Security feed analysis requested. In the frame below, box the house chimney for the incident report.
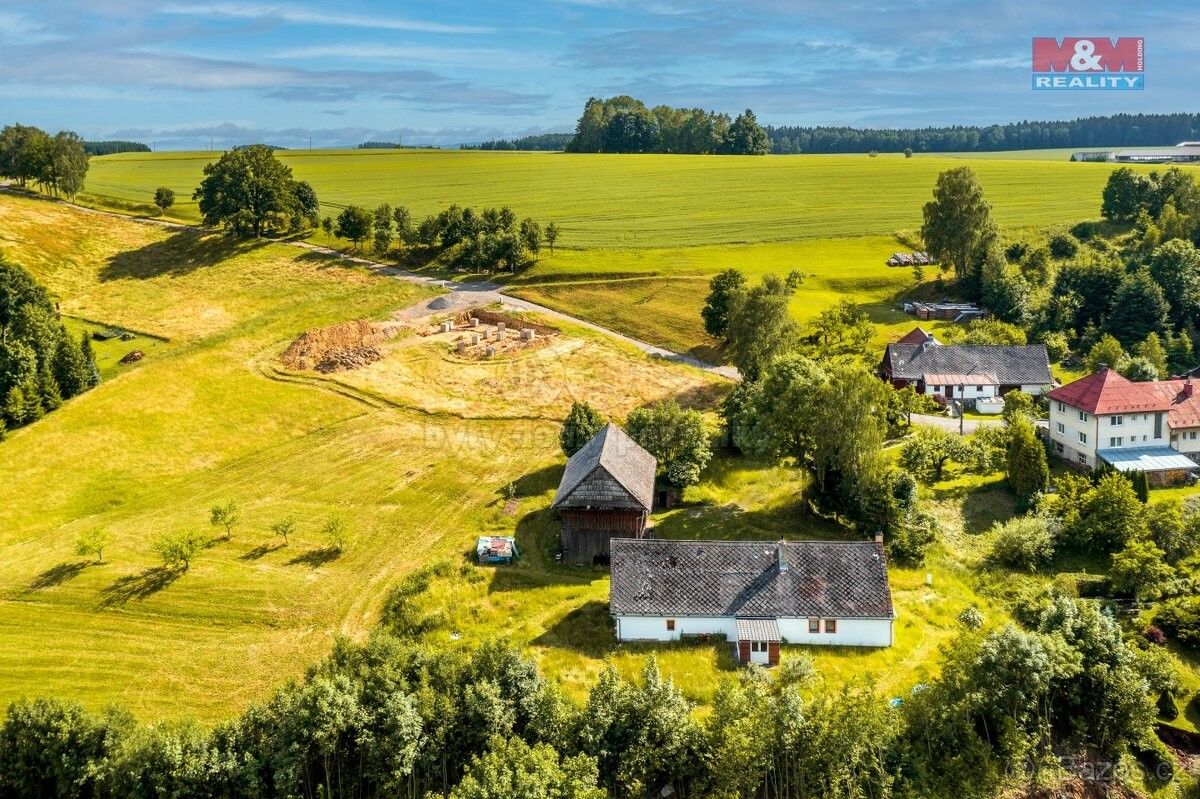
[874,532,884,544]
[1185,378,1195,399]
[777,540,788,572]
[1097,363,1110,372]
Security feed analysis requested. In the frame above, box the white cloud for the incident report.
[160,2,494,34]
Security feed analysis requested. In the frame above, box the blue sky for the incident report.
[0,0,1195,148]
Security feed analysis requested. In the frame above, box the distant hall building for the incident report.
[553,424,656,565]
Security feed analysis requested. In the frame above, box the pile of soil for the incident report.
[280,320,389,373]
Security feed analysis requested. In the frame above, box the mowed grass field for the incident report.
[73,148,1167,356]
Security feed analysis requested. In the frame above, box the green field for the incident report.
[70,147,1162,355]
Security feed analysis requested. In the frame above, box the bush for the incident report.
[1051,572,1112,598]
[886,511,938,565]
[1144,625,1167,645]
[987,516,1054,571]
[1070,220,1099,240]
[1048,231,1080,259]
[957,606,984,629]
[1155,596,1200,648]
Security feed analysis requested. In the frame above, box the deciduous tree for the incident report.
[559,401,605,457]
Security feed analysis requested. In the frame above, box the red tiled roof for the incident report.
[1143,379,1200,428]
[1047,367,1173,414]
[897,326,935,345]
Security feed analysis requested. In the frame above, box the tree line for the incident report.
[83,141,150,156]
[461,133,574,152]
[0,124,89,199]
[0,256,99,439]
[764,112,1200,154]
[565,96,768,155]
[325,202,560,273]
[0,590,1172,799]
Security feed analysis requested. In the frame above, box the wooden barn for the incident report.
[552,423,656,566]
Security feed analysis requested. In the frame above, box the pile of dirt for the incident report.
[280,320,390,373]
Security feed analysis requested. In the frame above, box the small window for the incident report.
[750,641,769,653]
[976,385,983,391]
[1057,401,1066,413]
[1055,442,1064,454]
[1079,432,1087,444]
[666,619,675,631]
[808,618,820,633]
[1056,422,1065,434]
[1078,453,1088,464]
[824,619,837,634]
[1111,415,1123,426]
[1109,437,1122,447]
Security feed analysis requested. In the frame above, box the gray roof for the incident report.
[884,342,1051,385]
[736,618,780,642]
[553,423,656,511]
[1098,447,1199,473]
[610,538,894,619]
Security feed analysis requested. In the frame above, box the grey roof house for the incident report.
[553,423,656,565]
[882,335,1052,400]
[610,538,895,664]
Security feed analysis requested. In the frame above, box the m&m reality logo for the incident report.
[1032,37,1144,90]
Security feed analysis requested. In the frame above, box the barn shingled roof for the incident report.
[552,423,656,511]
[609,538,894,619]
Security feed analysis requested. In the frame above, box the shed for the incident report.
[553,424,656,565]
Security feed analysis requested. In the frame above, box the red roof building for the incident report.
[896,326,937,345]
[1046,366,1172,415]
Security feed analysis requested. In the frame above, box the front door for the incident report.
[749,640,769,665]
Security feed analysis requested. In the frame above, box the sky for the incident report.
[0,0,1196,149]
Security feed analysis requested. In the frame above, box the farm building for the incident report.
[1112,144,1200,163]
[886,251,936,267]
[552,423,656,565]
[610,538,895,665]
[1046,366,1200,484]
[881,330,1052,403]
[901,300,986,322]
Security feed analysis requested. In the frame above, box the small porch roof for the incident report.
[922,372,998,385]
[1097,447,1199,473]
[735,618,781,642]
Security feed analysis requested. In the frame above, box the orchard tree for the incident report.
[74,528,112,563]
[270,517,295,546]
[921,166,997,297]
[700,268,747,338]
[154,530,207,571]
[209,501,239,540]
[625,400,712,487]
[336,206,373,250]
[559,401,605,457]
[322,516,351,552]
[900,427,968,483]
[153,187,175,216]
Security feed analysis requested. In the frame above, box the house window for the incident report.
[1110,437,1122,447]
[1155,413,1164,438]
[1055,442,1064,454]
[931,385,940,392]
[666,619,675,631]
[750,641,769,653]
[976,385,983,391]
[1111,415,1123,426]
[1078,453,1088,464]
[808,618,820,633]
[1078,432,1087,444]
[1078,410,1088,422]
[1192,432,1198,440]
[824,619,837,634]
[1056,402,1066,413]
[1056,422,1065,434]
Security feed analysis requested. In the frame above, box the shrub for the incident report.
[957,606,984,630]
[987,516,1054,571]
[886,510,938,565]
[1048,231,1080,259]
[1155,596,1200,648]
[1144,625,1167,645]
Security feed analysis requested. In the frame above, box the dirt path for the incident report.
[1,188,740,381]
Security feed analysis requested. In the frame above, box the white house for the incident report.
[1046,366,1200,484]
[609,538,894,666]
[881,328,1052,405]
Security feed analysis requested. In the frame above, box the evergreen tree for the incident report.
[79,333,99,389]
[1105,270,1169,348]
[3,384,27,426]
[37,361,62,411]
[1005,416,1049,506]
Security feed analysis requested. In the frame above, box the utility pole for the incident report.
[308,137,312,150]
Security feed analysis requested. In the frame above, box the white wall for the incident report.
[1048,402,1170,467]
[921,382,997,400]
[614,616,893,648]
[1172,428,1200,454]
[1020,384,1048,397]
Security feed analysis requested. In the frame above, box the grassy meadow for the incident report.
[67,148,1164,356]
